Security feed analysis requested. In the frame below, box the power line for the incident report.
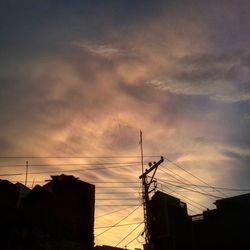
[163,156,228,197]
[96,186,140,189]
[95,207,136,219]
[95,221,143,229]
[29,164,139,174]
[7,180,46,183]
[95,205,140,207]
[0,155,160,159]
[96,192,139,194]
[159,182,207,211]
[0,173,23,176]
[10,172,249,192]
[159,167,216,201]
[123,229,144,247]
[181,206,198,215]
[115,222,144,247]
[161,180,250,192]
[0,162,141,168]
[0,164,139,177]
[96,198,139,201]
[0,164,27,168]
[94,181,139,183]
[95,205,142,238]
[156,178,222,199]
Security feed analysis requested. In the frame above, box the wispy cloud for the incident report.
[1,1,250,247]
[147,51,250,103]
[73,41,138,59]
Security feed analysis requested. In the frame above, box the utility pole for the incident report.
[25,160,29,186]
[139,156,164,246]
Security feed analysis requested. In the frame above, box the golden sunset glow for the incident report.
[1,1,250,249]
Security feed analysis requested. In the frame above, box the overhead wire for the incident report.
[124,229,144,247]
[0,155,160,159]
[96,198,139,200]
[96,205,139,207]
[0,163,139,177]
[95,221,143,229]
[159,166,216,201]
[163,156,228,197]
[0,162,141,168]
[96,192,138,194]
[95,206,136,219]
[159,182,207,211]
[4,154,248,219]
[7,176,250,192]
[156,179,250,192]
[94,181,139,183]
[2,152,233,248]
[95,205,142,238]
[156,178,222,199]
[115,222,144,247]
[0,173,23,176]
[95,186,140,189]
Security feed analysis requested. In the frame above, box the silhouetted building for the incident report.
[0,175,95,250]
[0,180,29,250]
[147,191,250,250]
[0,179,20,211]
[192,193,250,250]
[95,245,128,250]
[148,191,192,250]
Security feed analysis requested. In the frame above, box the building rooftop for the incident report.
[215,193,250,209]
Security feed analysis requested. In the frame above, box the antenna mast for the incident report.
[25,160,29,186]
[140,130,144,174]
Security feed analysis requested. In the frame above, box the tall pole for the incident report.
[139,130,148,244]
[139,156,164,246]
[142,176,149,244]
[25,160,29,186]
[140,130,144,175]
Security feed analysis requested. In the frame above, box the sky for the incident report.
[1,0,250,248]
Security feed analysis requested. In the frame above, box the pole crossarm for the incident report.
[139,156,164,179]
[139,156,164,244]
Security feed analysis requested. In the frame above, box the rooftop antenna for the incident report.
[139,130,144,175]
[25,160,29,186]
[31,178,35,188]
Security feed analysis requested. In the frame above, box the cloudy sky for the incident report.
[1,0,250,248]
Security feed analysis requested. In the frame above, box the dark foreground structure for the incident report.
[147,191,250,250]
[95,245,127,250]
[0,175,95,250]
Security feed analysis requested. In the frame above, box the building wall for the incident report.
[0,180,20,211]
[23,175,95,247]
[192,195,250,250]
[148,191,192,250]
[148,191,250,250]
[0,175,95,250]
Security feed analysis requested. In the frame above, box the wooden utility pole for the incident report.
[139,156,164,245]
